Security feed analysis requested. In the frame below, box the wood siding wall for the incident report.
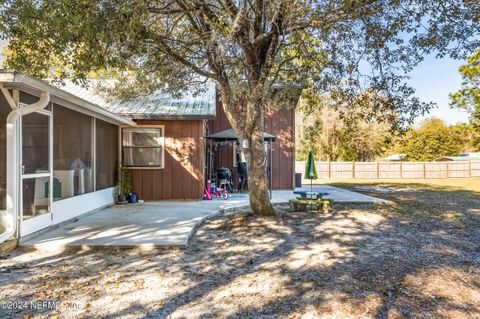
[208,97,296,189]
[126,120,205,200]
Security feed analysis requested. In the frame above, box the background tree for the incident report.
[450,49,480,146]
[1,0,478,215]
[297,90,394,161]
[394,118,473,161]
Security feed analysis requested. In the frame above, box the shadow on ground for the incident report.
[0,184,479,319]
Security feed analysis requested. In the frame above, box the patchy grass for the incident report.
[330,181,480,229]
[0,185,479,319]
[315,177,480,192]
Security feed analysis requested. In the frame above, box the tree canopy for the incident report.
[450,49,480,133]
[393,118,475,161]
[1,0,478,214]
[1,1,478,120]
[296,90,394,161]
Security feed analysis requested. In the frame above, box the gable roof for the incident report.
[58,81,216,120]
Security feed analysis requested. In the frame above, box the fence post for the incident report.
[352,161,355,179]
[400,161,403,179]
[468,161,471,177]
[376,162,380,179]
[328,160,331,179]
[423,162,426,179]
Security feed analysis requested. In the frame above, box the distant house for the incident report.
[434,153,480,162]
[0,70,299,240]
[460,152,480,159]
[383,154,406,161]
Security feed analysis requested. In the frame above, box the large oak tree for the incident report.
[1,0,478,215]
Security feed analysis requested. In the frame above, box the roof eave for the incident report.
[0,70,136,126]
[123,113,216,121]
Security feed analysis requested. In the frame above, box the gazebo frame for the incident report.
[205,128,276,198]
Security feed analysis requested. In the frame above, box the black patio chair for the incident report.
[237,162,248,193]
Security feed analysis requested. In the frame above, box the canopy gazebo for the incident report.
[205,128,276,198]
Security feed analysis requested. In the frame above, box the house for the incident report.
[383,154,407,161]
[460,152,480,159]
[435,152,480,162]
[0,70,299,240]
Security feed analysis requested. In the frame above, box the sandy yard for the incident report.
[0,183,479,319]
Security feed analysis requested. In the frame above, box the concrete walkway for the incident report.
[21,185,383,250]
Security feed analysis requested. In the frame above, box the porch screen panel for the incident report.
[53,104,93,200]
[22,112,49,174]
[96,119,118,190]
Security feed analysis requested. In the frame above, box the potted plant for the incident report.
[115,169,132,204]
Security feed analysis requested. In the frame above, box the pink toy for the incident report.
[211,181,229,200]
[204,180,212,200]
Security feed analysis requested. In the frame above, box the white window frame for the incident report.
[120,125,165,169]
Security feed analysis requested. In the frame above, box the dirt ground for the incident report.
[0,184,479,319]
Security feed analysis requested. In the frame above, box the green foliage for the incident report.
[394,118,475,161]
[450,49,480,134]
[116,169,133,196]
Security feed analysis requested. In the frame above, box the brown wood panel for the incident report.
[130,167,143,197]
[142,170,153,200]
[208,97,296,189]
[152,168,162,199]
[162,139,173,199]
[182,121,191,198]
[126,119,204,200]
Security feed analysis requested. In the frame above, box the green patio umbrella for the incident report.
[304,150,317,192]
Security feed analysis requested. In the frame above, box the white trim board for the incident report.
[21,213,52,237]
[52,187,115,224]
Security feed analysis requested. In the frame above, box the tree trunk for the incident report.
[244,128,275,216]
[219,84,275,216]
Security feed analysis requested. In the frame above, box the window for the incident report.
[122,127,164,168]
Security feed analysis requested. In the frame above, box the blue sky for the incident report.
[407,54,469,125]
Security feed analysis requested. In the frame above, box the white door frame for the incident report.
[20,109,53,236]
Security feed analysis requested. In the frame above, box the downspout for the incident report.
[0,92,50,244]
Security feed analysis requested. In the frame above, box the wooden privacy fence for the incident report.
[295,161,480,179]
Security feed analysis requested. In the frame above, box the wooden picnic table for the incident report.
[290,190,332,213]
[293,190,329,200]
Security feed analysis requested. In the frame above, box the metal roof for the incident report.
[434,155,480,161]
[206,128,276,141]
[0,70,135,126]
[384,154,406,161]
[58,81,216,120]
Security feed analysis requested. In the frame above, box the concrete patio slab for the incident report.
[20,185,384,250]
[302,185,385,202]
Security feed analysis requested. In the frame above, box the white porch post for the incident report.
[0,92,50,243]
